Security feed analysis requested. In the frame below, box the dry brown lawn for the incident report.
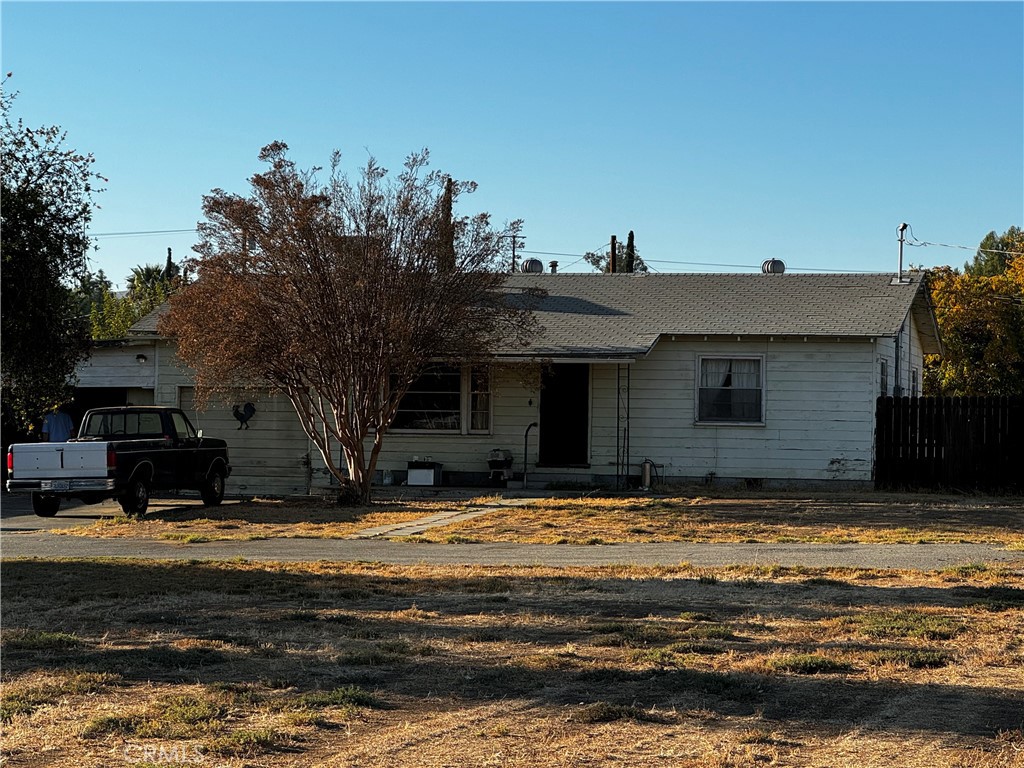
[414,494,1024,546]
[2,558,1023,767]
[49,492,1024,547]
[51,497,486,543]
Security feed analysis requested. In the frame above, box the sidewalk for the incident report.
[2,531,1021,571]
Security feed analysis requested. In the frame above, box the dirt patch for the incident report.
[2,559,1022,766]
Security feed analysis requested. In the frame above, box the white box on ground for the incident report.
[407,461,442,486]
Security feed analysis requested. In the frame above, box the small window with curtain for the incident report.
[697,356,763,424]
[469,367,491,433]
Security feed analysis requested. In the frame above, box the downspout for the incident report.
[154,341,161,403]
[523,422,537,489]
[894,315,908,396]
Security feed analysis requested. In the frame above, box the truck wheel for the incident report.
[119,479,150,517]
[200,469,225,507]
[31,493,61,517]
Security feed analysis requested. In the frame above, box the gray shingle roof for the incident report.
[131,272,941,358]
[127,302,169,336]
[500,272,941,358]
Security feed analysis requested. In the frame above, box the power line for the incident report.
[643,258,880,274]
[89,227,1007,274]
[519,249,592,259]
[91,228,197,239]
[905,236,1024,257]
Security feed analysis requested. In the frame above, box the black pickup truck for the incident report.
[6,406,231,517]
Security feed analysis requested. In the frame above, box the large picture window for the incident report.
[393,365,491,433]
[697,356,763,424]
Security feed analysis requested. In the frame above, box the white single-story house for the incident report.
[71,270,941,495]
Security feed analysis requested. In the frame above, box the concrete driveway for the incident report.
[0,492,218,532]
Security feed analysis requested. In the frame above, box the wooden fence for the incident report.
[875,396,1024,492]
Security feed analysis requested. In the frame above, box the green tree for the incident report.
[73,268,112,318]
[583,230,648,273]
[1,77,104,428]
[964,226,1024,277]
[88,250,181,340]
[925,227,1024,396]
[161,142,533,504]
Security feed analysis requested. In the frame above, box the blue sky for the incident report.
[3,2,1022,288]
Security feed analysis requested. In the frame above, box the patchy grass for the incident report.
[765,654,856,675]
[842,609,966,640]
[1,558,1022,766]
[418,493,1024,546]
[870,649,952,669]
[0,670,119,722]
[52,497,474,541]
[205,727,287,757]
[2,628,84,650]
[47,492,1024,547]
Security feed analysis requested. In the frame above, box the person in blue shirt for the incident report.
[42,406,74,442]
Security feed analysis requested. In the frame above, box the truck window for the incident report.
[81,412,165,438]
[170,412,196,439]
[138,413,163,435]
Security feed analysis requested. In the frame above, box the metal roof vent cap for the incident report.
[761,258,786,274]
[520,257,544,274]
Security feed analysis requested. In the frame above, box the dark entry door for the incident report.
[539,364,589,466]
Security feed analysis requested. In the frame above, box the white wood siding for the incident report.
[73,330,940,493]
[178,387,311,497]
[368,366,541,479]
[369,339,879,483]
[875,309,925,397]
[75,343,158,388]
[618,339,876,482]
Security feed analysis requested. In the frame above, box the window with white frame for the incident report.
[393,365,491,433]
[697,356,763,424]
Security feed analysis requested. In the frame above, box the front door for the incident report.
[539,364,589,466]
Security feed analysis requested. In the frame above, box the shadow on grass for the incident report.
[3,559,1022,739]
[139,498,414,526]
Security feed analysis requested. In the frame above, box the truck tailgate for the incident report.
[11,443,109,479]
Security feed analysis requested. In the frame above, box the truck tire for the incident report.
[119,479,150,517]
[31,493,61,517]
[200,469,226,507]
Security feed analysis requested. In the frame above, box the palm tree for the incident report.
[126,263,166,300]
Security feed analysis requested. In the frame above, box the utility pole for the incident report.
[499,234,524,273]
[609,235,617,274]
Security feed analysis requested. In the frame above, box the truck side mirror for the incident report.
[197,429,203,439]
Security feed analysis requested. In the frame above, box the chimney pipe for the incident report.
[549,261,558,274]
[897,222,908,282]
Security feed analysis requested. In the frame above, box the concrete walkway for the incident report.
[348,498,533,539]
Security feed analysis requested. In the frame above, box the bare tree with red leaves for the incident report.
[162,142,533,503]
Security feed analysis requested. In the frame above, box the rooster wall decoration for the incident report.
[233,403,256,429]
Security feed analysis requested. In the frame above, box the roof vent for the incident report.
[761,258,786,274]
[520,257,544,274]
